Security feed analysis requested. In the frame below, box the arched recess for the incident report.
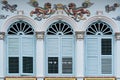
[41,15,78,32]
[85,20,114,76]
[45,20,75,76]
[6,20,36,76]
[1,15,38,32]
[81,15,118,33]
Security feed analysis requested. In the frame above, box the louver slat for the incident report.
[22,37,34,56]
[46,37,59,56]
[102,58,112,74]
[8,37,19,56]
[61,37,73,56]
[86,38,99,75]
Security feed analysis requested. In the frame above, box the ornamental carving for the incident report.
[36,32,44,39]
[115,33,120,40]
[113,16,120,21]
[75,31,85,39]
[1,0,17,13]
[29,0,93,22]
[105,3,120,13]
[64,3,91,22]
[0,14,9,19]
[30,2,55,21]
[0,32,5,40]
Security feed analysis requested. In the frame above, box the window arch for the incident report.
[7,21,34,35]
[46,20,74,35]
[86,21,113,35]
[45,21,75,76]
[6,21,35,76]
[85,21,114,76]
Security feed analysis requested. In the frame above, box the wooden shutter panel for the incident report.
[46,36,59,56]
[7,36,20,73]
[101,38,112,74]
[61,36,74,56]
[22,36,34,56]
[21,36,34,74]
[7,36,20,56]
[86,38,99,75]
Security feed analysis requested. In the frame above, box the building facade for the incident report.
[0,0,120,80]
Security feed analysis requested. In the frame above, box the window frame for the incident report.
[85,21,114,76]
[85,35,114,76]
[45,35,75,76]
[6,35,36,76]
[6,21,36,76]
[45,21,75,76]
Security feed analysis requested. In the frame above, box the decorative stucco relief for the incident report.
[64,2,91,22]
[105,3,120,13]
[1,0,17,13]
[29,0,93,22]
[30,2,55,21]
[0,14,9,19]
[113,16,120,21]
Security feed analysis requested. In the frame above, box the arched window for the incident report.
[8,21,34,35]
[45,21,75,76]
[47,21,74,35]
[6,21,35,76]
[86,21,113,35]
[85,21,114,76]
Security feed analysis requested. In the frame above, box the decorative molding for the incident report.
[81,15,118,32]
[1,15,38,32]
[41,15,78,32]
[17,10,24,15]
[82,0,94,8]
[0,32,5,40]
[54,3,65,14]
[1,0,17,13]
[75,31,85,39]
[113,16,120,21]
[30,2,55,21]
[105,3,120,13]
[115,32,120,40]
[0,14,9,19]
[64,3,91,22]
[29,1,93,22]
[96,11,103,15]
[36,31,45,39]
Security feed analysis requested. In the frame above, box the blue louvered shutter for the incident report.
[61,36,74,74]
[8,36,20,56]
[46,36,59,73]
[21,36,35,74]
[86,38,99,75]
[46,36,59,56]
[22,36,34,56]
[61,36,74,56]
[7,36,20,73]
[101,39,112,74]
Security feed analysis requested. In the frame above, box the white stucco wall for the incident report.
[0,40,4,77]
[0,0,120,32]
[0,0,120,79]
